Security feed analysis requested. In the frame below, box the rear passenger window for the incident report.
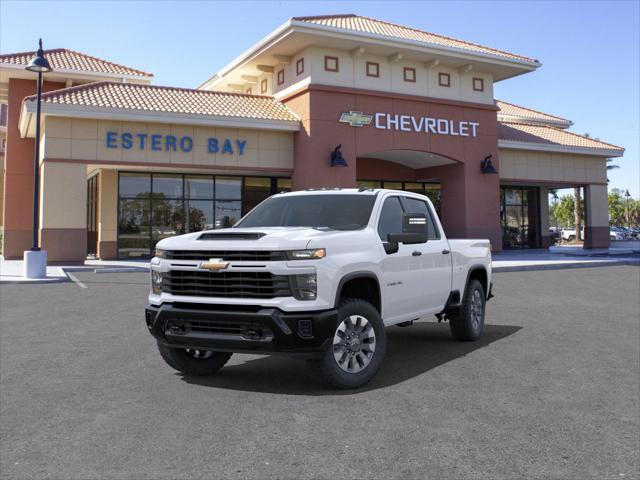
[377,197,404,241]
[403,197,441,240]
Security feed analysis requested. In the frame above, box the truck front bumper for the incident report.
[145,303,338,358]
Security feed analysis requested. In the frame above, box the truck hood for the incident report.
[156,227,358,251]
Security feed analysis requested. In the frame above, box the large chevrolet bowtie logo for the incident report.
[339,111,373,127]
[200,258,230,271]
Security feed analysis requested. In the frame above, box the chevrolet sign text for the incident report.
[339,110,480,137]
[374,113,479,137]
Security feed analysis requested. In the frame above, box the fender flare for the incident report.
[334,271,381,309]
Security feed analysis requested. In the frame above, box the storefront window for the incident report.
[215,176,241,199]
[357,180,382,190]
[119,173,151,197]
[501,186,539,249]
[117,173,290,258]
[243,177,272,214]
[118,197,151,258]
[185,175,214,199]
[277,178,292,192]
[382,181,403,190]
[356,180,441,215]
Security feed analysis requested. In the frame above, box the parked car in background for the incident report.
[561,227,584,242]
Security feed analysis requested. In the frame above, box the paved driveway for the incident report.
[1,267,638,479]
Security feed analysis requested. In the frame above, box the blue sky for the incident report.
[1,0,638,197]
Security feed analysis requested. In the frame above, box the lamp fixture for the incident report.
[26,39,52,73]
[480,155,498,174]
[330,144,348,167]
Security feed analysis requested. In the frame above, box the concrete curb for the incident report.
[94,267,150,273]
[493,259,640,273]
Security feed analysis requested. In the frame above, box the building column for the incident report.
[1,78,65,259]
[418,160,502,252]
[39,161,87,262]
[584,184,610,249]
[539,187,552,247]
[98,170,118,259]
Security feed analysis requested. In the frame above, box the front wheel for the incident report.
[449,279,485,341]
[307,298,386,389]
[157,344,232,376]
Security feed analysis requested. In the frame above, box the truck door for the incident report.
[377,196,421,323]
[401,196,453,312]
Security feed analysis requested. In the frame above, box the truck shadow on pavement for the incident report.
[180,322,521,395]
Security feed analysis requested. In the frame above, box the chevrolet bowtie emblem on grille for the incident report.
[200,258,229,271]
[339,111,373,127]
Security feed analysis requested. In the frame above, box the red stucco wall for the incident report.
[2,78,65,259]
[283,85,502,249]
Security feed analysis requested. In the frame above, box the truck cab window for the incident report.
[377,197,404,241]
[403,197,441,239]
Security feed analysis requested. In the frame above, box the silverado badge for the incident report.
[200,258,229,271]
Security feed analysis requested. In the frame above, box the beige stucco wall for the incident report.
[584,184,609,228]
[39,161,86,229]
[271,46,494,104]
[42,117,294,170]
[98,169,118,243]
[499,149,607,184]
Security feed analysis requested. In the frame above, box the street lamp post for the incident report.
[625,189,631,229]
[23,39,52,279]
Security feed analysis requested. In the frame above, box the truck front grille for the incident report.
[162,271,291,298]
[166,250,286,261]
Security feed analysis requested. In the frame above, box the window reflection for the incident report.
[117,173,291,258]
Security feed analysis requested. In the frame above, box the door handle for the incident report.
[412,251,422,256]
[442,249,451,255]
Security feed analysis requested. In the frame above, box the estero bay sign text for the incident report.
[339,111,480,137]
[105,131,247,155]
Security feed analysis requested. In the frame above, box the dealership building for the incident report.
[0,14,624,261]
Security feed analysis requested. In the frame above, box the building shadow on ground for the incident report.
[180,322,521,395]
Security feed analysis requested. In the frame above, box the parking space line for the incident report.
[66,272,88,289]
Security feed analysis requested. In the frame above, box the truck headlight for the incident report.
[154,248,167,258]
[151,270,163,295]
[285,248,325,260]
[290,274,317,300]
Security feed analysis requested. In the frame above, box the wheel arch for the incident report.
[335,271,382,313]
[466,266,488,297]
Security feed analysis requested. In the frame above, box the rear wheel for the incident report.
[449,279,485,341]
[307,298,386,389]
[157,344,232,376]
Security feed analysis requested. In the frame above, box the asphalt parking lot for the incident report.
[1,266,639,479]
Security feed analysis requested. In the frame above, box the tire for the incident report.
[307,298,386,389]
[449,279,485,341]
[568,235,576,242]
[157,343,232,376]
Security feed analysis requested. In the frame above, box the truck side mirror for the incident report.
[215,216,231,229]
[388,213,429,245]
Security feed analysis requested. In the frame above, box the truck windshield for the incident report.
[236,194,376,230]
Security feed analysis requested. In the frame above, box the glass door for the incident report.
[500,186,540,249]
[86,175,99,257]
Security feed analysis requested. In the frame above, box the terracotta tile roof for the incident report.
[26,81,299,122]
[499,121,624,153]
[496,100,571,126]
[0,48,152,77]
[293,14,539,64]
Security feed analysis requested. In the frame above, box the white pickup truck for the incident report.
[146,188,493,389]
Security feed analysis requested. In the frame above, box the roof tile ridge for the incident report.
[496,99,571,123]
[24,80,112,101]
[62,48,153,77]
[499,121,624,150]
[349,14,539,63]
[292,13,357,21]
[0,47,66,60]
